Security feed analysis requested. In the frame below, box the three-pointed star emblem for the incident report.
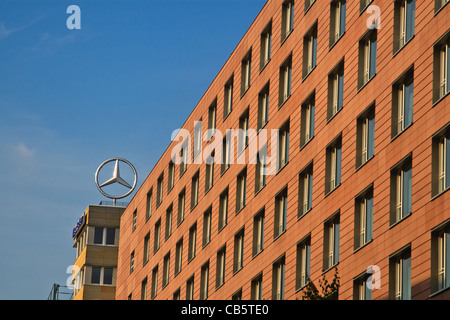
[99,159,133,189]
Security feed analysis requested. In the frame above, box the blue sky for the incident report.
[0,0,266,299]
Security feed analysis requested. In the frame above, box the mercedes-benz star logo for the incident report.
[95,158,138,200]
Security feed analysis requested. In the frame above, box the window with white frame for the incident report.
[323,213,340,271]
[330,0,346,47]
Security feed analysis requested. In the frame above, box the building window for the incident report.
[330,0,346,47]
[300,91,315,148]
[132,210,137,232]
[205,151,214,193]
[360,0,373,13]
[232,289,242,300]
[251,273,263,300]
[91,266,113,285]
[431,220,450,293]
[303,23,317,79]
[236,168,247,213]
[224,76,233,119]
[432,124,450,196]
[274,187,288,239]
[241,50,252,96]
[175,238,183,276]
[255,146,267,194]
[325,135,342,195]
[151,265,158,299]
[186,275,194,300]
[296,235,311,289]
[390,155,412,225]
[354,186,374,250]
[272,256,285,300]
[278,120,290,171]
[130,251,135,274]
[219,188,229,232]
[389,246,411,300]
[200,261,210,300]
[281,0,294,42]
[93,227,116,245]
[305,0,316,12]
[165,204,173,240]
[141,277,147,300]
[253,209,265,257]
[323,213,340,271]
[433,32,450,103]
[257,83,270,130]
[222,132,231,174]
[356,103,375,168]
[168,161,175,193]
[234,228,245,273]
[358,30,377,89]
[194,119,202,160]
[216,246,226,288]
[154,219,161,253]
[327,61,344,120]
[238,109,250,154]
[203,207,212,247]
[143,232,150,266]
[146,188,153,221]
[207,99,217,140]
[180,142,188,176]
[173,288,181,300]
[188,223,197,262]
[298,162,313,218]
[156,173,164,207]
[394,0,415,53]
[392,68,414,138]
[260,22,272,70]
[163,252,170,288]
[177,189,185,225]
[353,272,372,300]
[191,170,199,210]
[436,0,450,13]
[279,55,292,107]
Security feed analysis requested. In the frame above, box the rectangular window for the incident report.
[356,104,375,167]
[194,119,202,160]
[207,100,217,140]
[323,213,340,271]
[146,189,153,221]
[358,30,377,89]
[154,219,161,253]
[251,273,263,300]
[303,23,317,79]
[173,288,180,300]
[157,173,164,207]
[432,124,450,196]
[241,50,252,96]
[328,61,344,120]
[163,253,170,288]
[188,223,197,262]
[236,168,247,213]
[200,261,209,300]
[389,246,411,300]
[300,91,315,148]
[232,289,242,300]
[298,163,313,218]
[234,228,245,273]
[431,220,450,292]
[224,77,233,119]
[435,0,450,12]
[168,161,175,193]
[141,277,147,300]
[392,68,414,137]
[216,246,226,288]
[433,33,450,102]
[219,188,229,231]
[94,227,103,244]
[281,0,294,42]
[330,0,346,47]
[177,189,185,225]
[278,120,290,171]
[272,256,285,300]
[132,210,137,232]
[253,209,265,257]
[130,251,135,274]
[151,266,158,299]
[143,232,150,266]
[360,0,373,13]
[103,267,113,285]
[305,0,316,12]
[222,133,231,173]
[325,135,342,195]
[255,146,267,194]
[354,186,374,250]
[175,238,183,276]
[205,151,214,192]
[186,275,194,300]
[191,170,199,209]
[180,142,188,176]
[203,207,212,247]
[390,155,412,225]
[257,83,270,130]
[353,272,372,300]
[91,266,101,284]
[238,110,249,154]
[274,187,288,239]
[279,55,292,106]
[165,204,173,240]
[260,22,272,70]
[296,236,311,289]
[394,0,415,53]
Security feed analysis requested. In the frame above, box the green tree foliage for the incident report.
[301,267,340,300]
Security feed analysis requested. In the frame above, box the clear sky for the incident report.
[0,0,266,299]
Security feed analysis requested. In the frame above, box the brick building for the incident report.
[115,0,450,300]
